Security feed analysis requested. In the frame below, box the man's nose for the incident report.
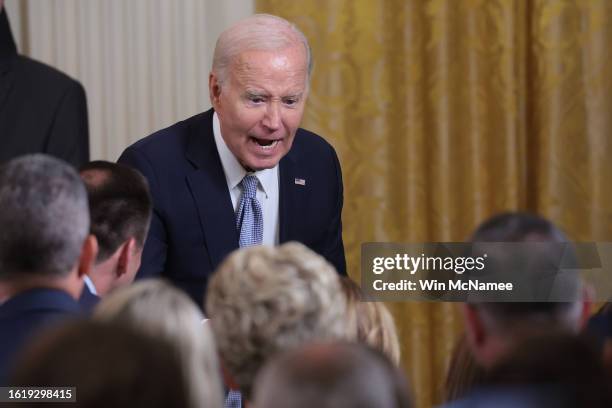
[262,102,281,131]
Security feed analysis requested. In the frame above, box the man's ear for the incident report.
[209,72,221,106]
[116,238,136,277]
[78,235,98,278]
[462,304,486,352]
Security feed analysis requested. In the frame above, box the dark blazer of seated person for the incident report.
[0,288,82,383]
[78,278,100,313]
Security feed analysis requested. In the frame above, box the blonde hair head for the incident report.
[94,279,223,408]
[206,242,348,399]
[340,276,401,365]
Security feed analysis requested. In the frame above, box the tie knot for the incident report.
[241,175,259,199]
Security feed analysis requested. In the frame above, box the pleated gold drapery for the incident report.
[256,1,612,407]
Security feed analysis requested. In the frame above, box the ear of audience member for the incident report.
[340,276,401,365]
[9,320,190,408]
[78,160,152,310]
[253,342,413,408]
[0,154,96,384]
[462,212,591,369]
[205,242,349,403]
[93,279,223,408]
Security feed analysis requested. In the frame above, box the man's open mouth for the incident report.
[250,137,280,150]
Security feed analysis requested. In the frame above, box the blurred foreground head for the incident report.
[253,342,413,408]
[10,320,189,408]
[463,212,591,368]
[206,242,348,400]
[94,279,223,408]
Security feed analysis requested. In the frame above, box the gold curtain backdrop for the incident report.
[256,1,612,407]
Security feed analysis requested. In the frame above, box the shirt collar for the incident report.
[83,275,98,296]
[212,112,277,196]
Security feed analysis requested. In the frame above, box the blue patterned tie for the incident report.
[223,175,263,408]
[224,390,242,408]
[226,175,262,408]
[235,175,263,247]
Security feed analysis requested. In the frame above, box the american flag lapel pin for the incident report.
[294,178,306,186]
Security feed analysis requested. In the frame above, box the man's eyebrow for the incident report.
[243,90,304,99]
[244,89,267,96]
[284,92,304,98]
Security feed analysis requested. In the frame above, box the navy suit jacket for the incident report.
[0,288,81,384]
[118,109,346,305]
[78,284,100,313]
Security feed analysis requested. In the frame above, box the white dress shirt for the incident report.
[213,112,279,245]
[83,275,98,295]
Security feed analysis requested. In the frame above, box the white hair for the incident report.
[206,242,348,400]
[212,13,312,85]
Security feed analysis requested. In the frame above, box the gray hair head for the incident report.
[212,13,312,86]
[206,242,348,400]
[0,154,89,279]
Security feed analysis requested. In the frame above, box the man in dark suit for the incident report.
[77,161,153,312]
[0,6,89,167]
[0,154,97,384]
[119,14,346,306]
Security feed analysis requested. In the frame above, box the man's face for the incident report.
[210,45,309,171]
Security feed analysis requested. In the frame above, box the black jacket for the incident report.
[0,9,88,166]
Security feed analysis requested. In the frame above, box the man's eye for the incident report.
[283,98,299,106]
[247,95,265,103]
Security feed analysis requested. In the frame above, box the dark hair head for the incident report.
[254,342,413,408]
[79,161,152,262]
[10,320,191,408]
[470,212,569,243]
[0,154,89,279]
[469,212,581,327]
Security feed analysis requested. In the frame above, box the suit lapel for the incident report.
[185,110,239,270]
[279,149,300,243]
